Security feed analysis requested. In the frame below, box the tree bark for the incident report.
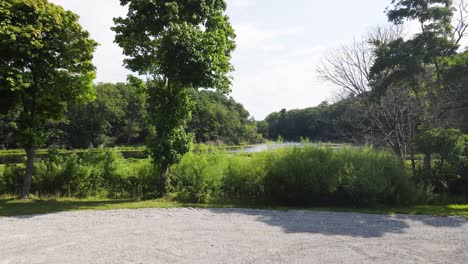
[159,164,169,198]
[410,154,417,177]
[423,152,432,186]
[20,146,36,199]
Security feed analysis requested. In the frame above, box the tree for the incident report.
[367,0,468,176]
[63,84,256,148]
[66,82,147,148]
[317,26,402,98]
[415,128,465,191]
[188,90,257,145]
[317,26,420,155]
[113,0,236,197]
[0,113,15,149]
[440,51,468,133]
[262,102,355,143]
[453,0,468,44]
[0,0,97,199]
[371,0,458,120]
[67,83,126,148]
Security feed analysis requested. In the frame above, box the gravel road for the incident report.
[0,208,467,264]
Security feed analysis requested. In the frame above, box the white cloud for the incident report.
[234,24,302,51]
[46,0,392,119]
[50,0,132,83]
[230,44,332,119]
[230,0,253,8]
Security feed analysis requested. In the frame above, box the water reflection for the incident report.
[228,142,303,153]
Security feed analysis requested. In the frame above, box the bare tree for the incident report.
[454,0,468,45]
[317,41,373,97]
[366,87,421,160]
[317,26,422,166]
[317,25,403,98]
[332,86,420,160]
[367,25,404,47]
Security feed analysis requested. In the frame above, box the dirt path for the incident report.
[1,208,467,263]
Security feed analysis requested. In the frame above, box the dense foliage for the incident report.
[313,0,468,199]
[1,0,467,203]
[112,0,236,196]
[259,0,468,201]
[261,100,362,142]
[65,82,147,148]
[0,148,157,199]
[0,146,424,206]
[1,84,259,149]
[189,90,259,144]
[0,0,98,198]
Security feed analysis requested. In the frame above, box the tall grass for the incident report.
[0,148,158,199]
[170,145,421,206]
[0,145,422,206]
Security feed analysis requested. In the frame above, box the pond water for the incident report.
[0,142,344,164]
[227,142,303,153]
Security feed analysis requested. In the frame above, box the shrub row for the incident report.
[0,145,424,206]
[0,148,158,199]
[171,145,421,205]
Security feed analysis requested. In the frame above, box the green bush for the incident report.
[169,145,419,206]
[264,147,342,205]
[448,135,468,197]
[170,146,268,203]
[0,145,422,206]
[222,153,266,201]
[261,146,418,206]
[170,147,227,203]
[335,147,416,205]
[0,163,24,195]
[0,148,158,199]
[0,165,4,192]
[415,129,467,194]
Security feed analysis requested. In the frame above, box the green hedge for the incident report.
[170,145,421,206]
[0,146,423,206]
[0,148,158,199]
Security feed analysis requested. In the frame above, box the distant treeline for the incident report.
[0,82,364,150]
[1,82,391,150]
[260,92,468,146]
[0,83,260,149]
[1,81,466,150]
[258,99,362,143]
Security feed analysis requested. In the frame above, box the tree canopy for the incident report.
[113,0,236,92]
[0,0,97,198]
[113,0,236,197]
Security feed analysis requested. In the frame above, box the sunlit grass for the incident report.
[0,197,466,219]
[0,147,146,157]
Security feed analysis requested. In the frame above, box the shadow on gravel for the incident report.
[207,209,467,238]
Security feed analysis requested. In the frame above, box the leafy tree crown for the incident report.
[113,0,236,93]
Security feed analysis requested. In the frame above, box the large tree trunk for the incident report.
[410,154,417,177]
[423,153,431,172]
[423,153,432,187]
[408,142,417,177]
[20,147,36,199]
[159,164,169,198]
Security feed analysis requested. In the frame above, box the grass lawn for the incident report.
[0,147,146,157]
[0,197,467,219]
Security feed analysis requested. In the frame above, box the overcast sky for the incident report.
[49,0,393,120]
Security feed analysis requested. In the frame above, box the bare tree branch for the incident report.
[317,41,373,97]
[454,0,468,44]
[317,25,403,98]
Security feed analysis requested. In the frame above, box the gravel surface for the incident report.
[0,208,467,264]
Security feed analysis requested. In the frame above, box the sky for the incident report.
[49,0,393,120]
